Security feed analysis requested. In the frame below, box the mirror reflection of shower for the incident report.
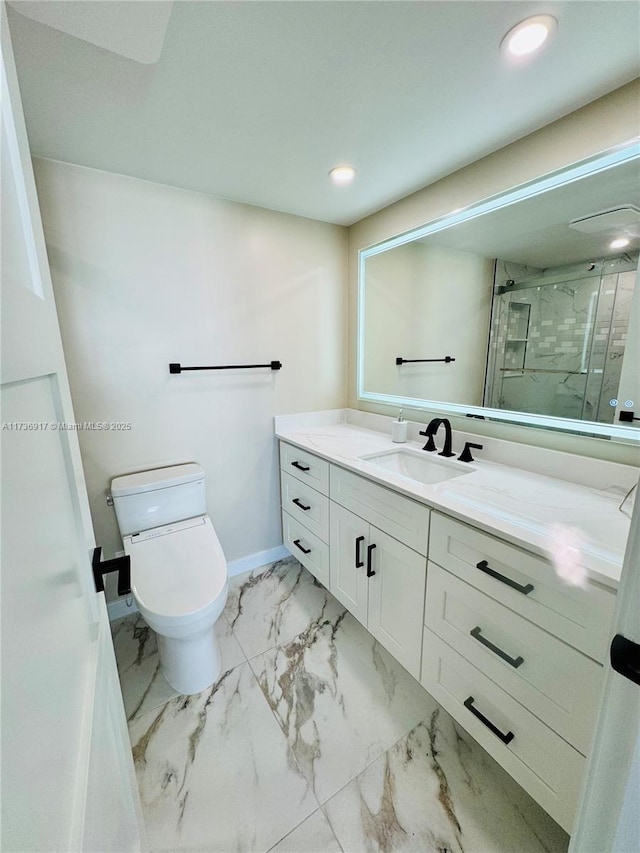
[484,252,638,423]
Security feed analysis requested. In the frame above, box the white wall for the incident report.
[363,242,493,404]
[348,79,640,465]
[34,158,347,585]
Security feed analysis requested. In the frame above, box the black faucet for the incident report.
[418,417,455,457]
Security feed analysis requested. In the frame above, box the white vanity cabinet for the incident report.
[329,466,430,678]
[278,439,616,834]
[279,445,330,586]
[421,512,615,833]
[330,502,427,676]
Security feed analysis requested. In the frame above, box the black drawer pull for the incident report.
[292,498,311,511]
[291,461,310,472]
[293,539,311,555]
[355,535,365,568]
[464,696,514,745]
[476,560,534,595]
[470,626,524,669]
[366,543,376,578]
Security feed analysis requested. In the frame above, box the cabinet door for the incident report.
[329,502,369,627]
[367,528,427,678]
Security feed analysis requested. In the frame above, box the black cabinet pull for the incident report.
[355,535,365,568]
[292,498,311,511]
[291,461,310,472]
[293,539,311,555]
[464,696,514,745]
[476,560,534,595]
[470,626,524,668]
[366,543,376,577]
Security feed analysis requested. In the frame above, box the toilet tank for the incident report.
[111,464,206,536]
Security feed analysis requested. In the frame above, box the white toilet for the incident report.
[111,463,228,695]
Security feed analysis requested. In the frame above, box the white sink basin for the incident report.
[360,447,472,486]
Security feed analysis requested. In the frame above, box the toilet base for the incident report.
[157,627,222,695]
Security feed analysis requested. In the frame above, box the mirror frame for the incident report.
[357,139,640,443]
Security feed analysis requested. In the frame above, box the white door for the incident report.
[329,502,369,627]
[569,481,640,852]
[1,7,146,851]
[367,527,426,678]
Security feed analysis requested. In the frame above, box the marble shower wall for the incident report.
[486,257,638,422]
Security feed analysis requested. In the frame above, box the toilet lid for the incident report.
[124,516,227,618]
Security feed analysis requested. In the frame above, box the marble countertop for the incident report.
[275,421,635,592]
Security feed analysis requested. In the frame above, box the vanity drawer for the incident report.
[280,471,329,543]
[429,513,615,663]
[421,628,584,833]
[282,511,330,587]
[425,562,603,754]
[330,465,430,555]
[280,442,329,495]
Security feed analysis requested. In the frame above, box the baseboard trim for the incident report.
[106,544,292,622]
[107,596,139,622]
[227,544,291,577]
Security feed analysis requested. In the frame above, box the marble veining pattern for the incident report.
[226,556,344,659]
[250,607,429,804]
[114,559,569,853]
[324,710,569,853]
[129,661,317,852]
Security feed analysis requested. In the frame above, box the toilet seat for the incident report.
[123,516,227,621]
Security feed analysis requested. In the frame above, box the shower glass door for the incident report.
[485,255,637,423]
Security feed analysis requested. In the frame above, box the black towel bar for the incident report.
[396,356,455,365]
[170,361,282,373]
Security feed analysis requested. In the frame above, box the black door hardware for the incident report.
[470,626,524,668]
[459,442,483,463]
[92,546,131,596]
[396,356,455,365]
[293,539,311,555]
[170,361,281,373]
[366,543,377,578]
[292,498,311,511]
[476,560,534,595]
[619,410,640,422]
[355,535,365,568]
[464,696,515,744]
[610,634,640,686]
[291,461,310,472]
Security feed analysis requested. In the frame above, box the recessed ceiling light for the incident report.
[329,165,356,186]
[501,15,557,58]
[610,237,630,249]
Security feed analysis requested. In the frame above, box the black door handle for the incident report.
[470,626,524,669]
[610,634,640,686]
[464,696,514,745]
[292,498,311,511]
[366,543,376,577]
[355,535,365,568]
[293,539,311,555]
[476,560,534,595]
[92,546,131,596]
[291,461,310,472]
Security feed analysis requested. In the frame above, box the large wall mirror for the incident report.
[358,142,640,442]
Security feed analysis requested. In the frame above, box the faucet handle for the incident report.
[418,427,437,452]
[458,442,483,463]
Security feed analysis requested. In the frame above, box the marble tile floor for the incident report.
[111,557,570,853]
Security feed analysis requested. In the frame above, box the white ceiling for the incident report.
[7,1,640,226]
[419,157,640,268]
